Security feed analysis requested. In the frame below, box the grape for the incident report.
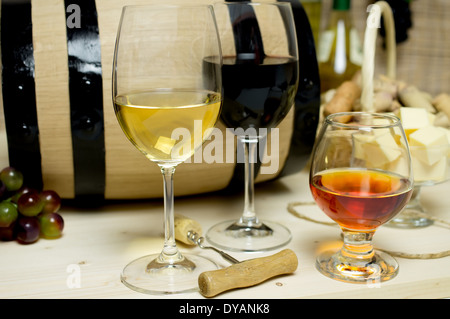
[0,222,16,241]
[0,201,18,227]
[39,212,64,239]
[0,167,24,191]
[10,186,34,204]
[0,181,6,199]
[16,216,40,244]
[0,166,65,244]
[40,190,61,214]
[17,191,44,217]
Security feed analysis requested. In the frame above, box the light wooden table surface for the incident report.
[1,168,449,299]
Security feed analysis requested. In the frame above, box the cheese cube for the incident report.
[409,126,447,146]
[409,126,448,165]
[436,127,450,144]
[386,156,410,177]
[352,133,373,161]
[365,156,410,177]
[352,131,401,166]
[324,130,355,167]
[412,156,448,183]
[398,107,430,138]
[436,127,450,157]
[427,112,436,125]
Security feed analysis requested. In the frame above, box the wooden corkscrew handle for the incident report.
[198,249,298,298]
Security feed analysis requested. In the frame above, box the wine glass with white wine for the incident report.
[112,4,222,294]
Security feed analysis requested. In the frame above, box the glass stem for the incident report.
[158,165,184,264]
[239,137,261,227]
[340,228,375,262]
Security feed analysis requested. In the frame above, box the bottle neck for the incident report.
[328,9,353,28]
[328,0,352,27]
[333,0,351,11]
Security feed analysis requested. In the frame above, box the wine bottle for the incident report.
[264,0,321,176]
[300,0,322,48]
[380,0,412,45]
[226,2,265,64]
[317,0,362,92]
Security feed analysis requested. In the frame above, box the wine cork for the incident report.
[433,93,450,121]
[174,214,202,245]
[399,85,436,113]
[198,249,298,297]
[323,81,361,119]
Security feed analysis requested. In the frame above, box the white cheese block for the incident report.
[398,107,430,137]
[352,131,401,166]
[412,156,448,183]
[427,112,436,126]
[323,130,355,167]
[386,156,410,178]
[436,127,450,144]
[409,126,448,165]
[436,127,450,157]
[352,133,373,161]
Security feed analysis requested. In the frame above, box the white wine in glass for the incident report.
[112,4,222,295]
[114,90,221,164]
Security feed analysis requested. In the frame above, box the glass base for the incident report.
[121,253,218,295]
[387,209,434,228]
[205,219,291,252]
[316,249,399,284]
[387,185,433,228]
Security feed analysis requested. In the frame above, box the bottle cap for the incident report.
[333,0,351,11]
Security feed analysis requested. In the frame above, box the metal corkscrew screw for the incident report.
[187,230,240,264]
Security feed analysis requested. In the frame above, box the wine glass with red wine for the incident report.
[309,112,413,283]
[205,2,299,252]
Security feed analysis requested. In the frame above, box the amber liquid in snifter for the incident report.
[310,168,412,231]
[309,112,413,284]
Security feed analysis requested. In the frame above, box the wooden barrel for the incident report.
[0,0,319,203]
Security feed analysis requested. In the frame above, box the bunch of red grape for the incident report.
[0,166,64,244]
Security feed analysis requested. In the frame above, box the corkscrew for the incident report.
[186,230,240,264]
[174,214,298,297]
